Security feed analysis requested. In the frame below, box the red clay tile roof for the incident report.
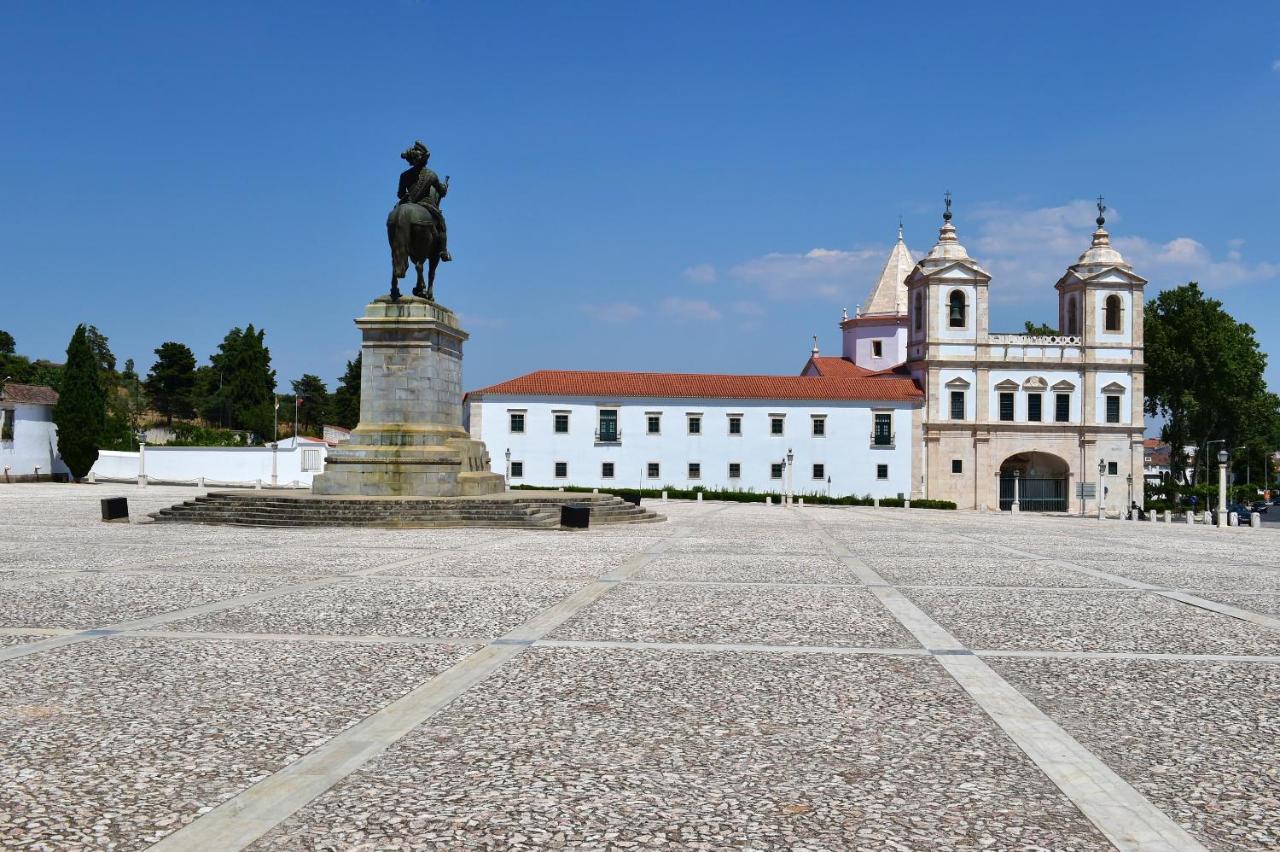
[801,356,875,378]
[0,383,58,406]
[470,370,922,402]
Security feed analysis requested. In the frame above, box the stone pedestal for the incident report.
[311,296,505,497]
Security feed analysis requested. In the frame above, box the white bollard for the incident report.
[197,476,205,488]
[1148,512,1156,522]
[696,492,703,502]
[661,490,668,502]
[798,497,804,507]
[1184,512,1193,524]
[87,471,96,484]
[1251,512,1262,528]
[255,479,263,490]
[1163,510,1171,523]
[1229,511,1238,527]
[904,499,911,509]
[592,488,598,494]
[874,498,880,508]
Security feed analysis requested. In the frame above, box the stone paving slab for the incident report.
[868,556,1114,588]
[1068,563,1280,592]
[0,571,297,629]
[158,577,587,639]
[550,582,916,647]
[990,657,1280,851]
[252,647,1110,851]
[633,552,858,584]
[0,632,54,647]
[0,636,477,850]
[1191,592,1280,618]
[907,588,1280,655]
[156,547,428,577]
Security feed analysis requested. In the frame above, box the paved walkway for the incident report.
[1,483,1277,850]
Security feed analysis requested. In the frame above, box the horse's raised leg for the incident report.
[426,256,439,302]
[389,276,401,301]
[412,262,426,298]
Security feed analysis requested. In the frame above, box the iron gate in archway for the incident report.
[999,475,1068,512]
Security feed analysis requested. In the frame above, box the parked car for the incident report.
[1210,502,1253,526]
[1250,501,1269,515]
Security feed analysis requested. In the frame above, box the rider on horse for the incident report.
[396,141,452,262]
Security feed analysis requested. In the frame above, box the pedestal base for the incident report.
[310,295,505,498]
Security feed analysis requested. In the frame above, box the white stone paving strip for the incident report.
[535,638,931,655]
[0,533,521,663]
[802,511,1209,852]
[959,534,1280,631]
[146,505,726,852]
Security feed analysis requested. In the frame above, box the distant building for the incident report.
[0,382,68,481]
[1143,439,1171,483]
[323,424,352,445]
[467,200,1147,514]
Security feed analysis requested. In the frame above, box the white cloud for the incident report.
[731,300,765,316]
[729,246,893,302]
[1115,235,1280,288]
[681,263,717,284]
[661,297,721,321]
[580,302,643,323]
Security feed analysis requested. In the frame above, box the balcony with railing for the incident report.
[594,427,622,445]
[870,432,895,449]
[984,332,1083,362]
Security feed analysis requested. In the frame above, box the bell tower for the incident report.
[905,193,991,364]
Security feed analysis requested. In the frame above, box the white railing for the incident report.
[987,333,1082,346]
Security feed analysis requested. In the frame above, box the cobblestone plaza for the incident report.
[2,485,1278,850]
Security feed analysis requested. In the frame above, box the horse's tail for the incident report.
[387,206,410,280]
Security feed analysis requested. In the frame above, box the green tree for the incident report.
[210,324,276,440]
[53,325,106,479]
[1145,283,1279,484]
[1023,320,1058,336]
[290,374,330,434]
[0,330,14,354]
[144,342,198,425]
[329,353,361,429]
[83,325,117,377]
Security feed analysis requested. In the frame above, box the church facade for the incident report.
[468,200,1146,515]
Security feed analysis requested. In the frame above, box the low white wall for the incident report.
[91,443,328,487]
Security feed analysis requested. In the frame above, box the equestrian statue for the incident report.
[388,140,452,301]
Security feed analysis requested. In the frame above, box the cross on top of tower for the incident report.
[1096,195,1106,228]
[943,191,953,222]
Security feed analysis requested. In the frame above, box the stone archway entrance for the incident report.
[999,451,1070,512]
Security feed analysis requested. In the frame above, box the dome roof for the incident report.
[1075,226,1129,268]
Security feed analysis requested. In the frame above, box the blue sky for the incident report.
[3,2,1279,393]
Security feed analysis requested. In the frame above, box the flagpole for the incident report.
[273,395,279,444]
[294,397,301,448]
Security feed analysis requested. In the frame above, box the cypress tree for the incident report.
[330,353,362,429]
[53,324,106,480]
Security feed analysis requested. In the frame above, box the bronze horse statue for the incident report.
[388,141,451,301]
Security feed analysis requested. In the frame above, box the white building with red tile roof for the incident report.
[0,382,69,481]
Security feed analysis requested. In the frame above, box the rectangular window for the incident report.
[999,392,1015,422]
[508,411,525,433]
[0,410,12,442]
[647,462,660,479]
[770,416,784,436]
[554,461,568,478]
[597,409,618,442]
[812,463,825,480]
[872,340,883,358]
[1027,393,1043,422]
[950,390,965,420]
[1055,393,1070,422]
[811,416,826,437]
[1107,461,1118,476]
[646,414,661,434]
[951,459,963,474]
[553,412,569,434]
[510,461,523,478]
[728,462,741,479]
[876,463,889,480]
[1106,395,1121,423]
[688,462,701,480]
[687,415,702,435]
[728,415,742,435]
[601,462,614,479]
[873,412,892,446]
[771,463,783,480]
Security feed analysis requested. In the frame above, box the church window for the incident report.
[553,412,569,434]
[728,462,741,479]
[688,462,701,480]
[952,459,963,474]
[999,392,1015,422]
[554,461,568,479]
[811,415,826,436]
[876,464,889,480]
[1106,395,1121,423]
[687,414,701,435]
[872,340,883,358]
[948,290,966,328]
[950,390,965,420]
[601,462,615,479]
[1104,295,1122,332]
[1066,297,1079,335]
[1107,461,1119,476]
[872,412,893,446]
[1055,393,1070,422]
[647,462,660,478]
[646,413,661,434]
[914,292,923,331]
[510,461,524,479]
[771,463,784,480]
[812,463,825,480]
[728,415,742,435]
[770,415,785,436]
[508,411,525,433]
[1027,393,1043,422]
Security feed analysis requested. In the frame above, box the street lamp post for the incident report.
[1217,448,1229,524]
[1126,472,1133,517]
[504,448,511,489]
[1096,458,1106,520]
[786,447,795,505]
[1011,469,1020,513]
[271,441,278,487]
